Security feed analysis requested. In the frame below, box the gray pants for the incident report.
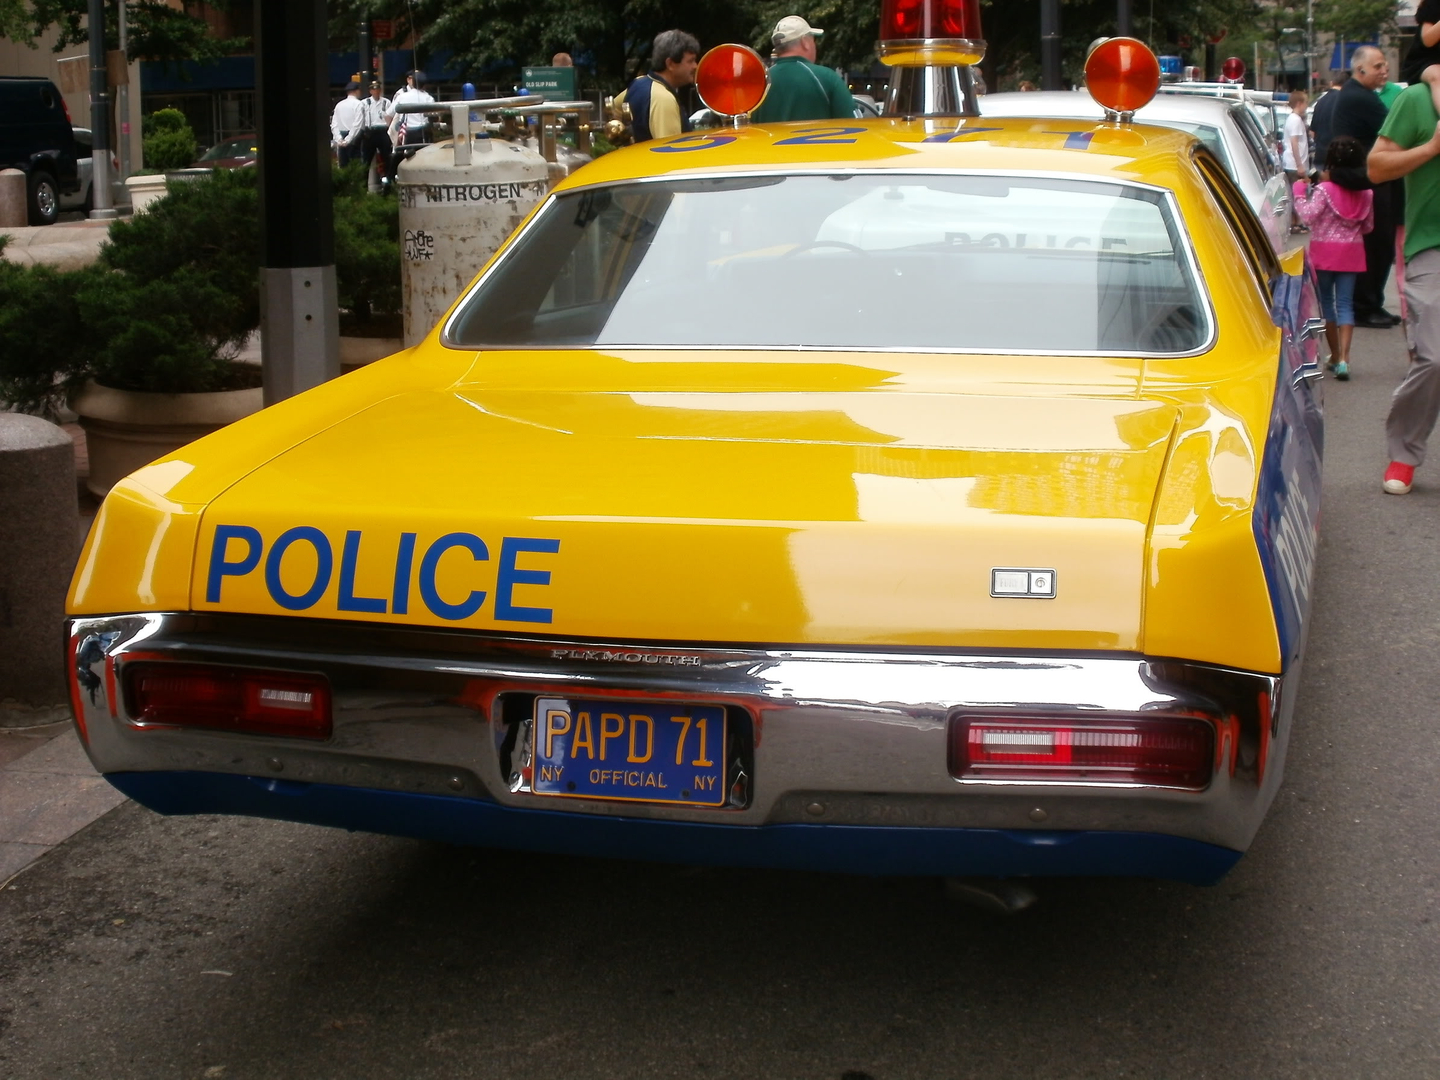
[1387,247,1440,466]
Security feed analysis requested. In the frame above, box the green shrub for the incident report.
[0,261,92,415]
[75,267,245,395]
[102,166,262,339]
[1,164,401,416]
[333,165,400,323]
[142,108,198,171]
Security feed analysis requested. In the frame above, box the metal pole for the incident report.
[117,0,130,185]
[1041,0,1062,91]
[86,0,115,217]
[256,0,339,405]
[1306,0,1314,92]
[1117,0,1133,38]
[357,19,372,87]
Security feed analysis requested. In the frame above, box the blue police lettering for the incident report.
[264,526,333,610]
[337,530,387,614]
[204,525,559,622]
[418,532,488,620]
[392,532,417,614]
[207,524,262,602]
[496,537,560,623]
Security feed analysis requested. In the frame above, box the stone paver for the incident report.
[0,730,126,882]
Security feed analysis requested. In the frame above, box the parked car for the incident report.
[192,134,258,170]
[67,51,1324,888]
[1157,83,1290,169]
[981,90,1295,253]
[0,75,79,225]
[58,128,120,213]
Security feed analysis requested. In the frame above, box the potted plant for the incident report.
[1,166,402,493]
[0,172,264,496]
[127,108,202,213]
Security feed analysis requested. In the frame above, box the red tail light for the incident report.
[124,662,332,740]
[951,715,1213,789]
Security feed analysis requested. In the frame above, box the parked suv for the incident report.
[0,76,79,225]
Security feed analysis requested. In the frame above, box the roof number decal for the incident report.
[772,126,864,145]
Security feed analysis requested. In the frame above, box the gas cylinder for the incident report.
[395,136,549,346]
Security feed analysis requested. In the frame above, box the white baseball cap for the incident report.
[773,15,824,46]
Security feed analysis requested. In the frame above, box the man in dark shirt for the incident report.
[1334,46,1401,327]
[1311,78,1345,167]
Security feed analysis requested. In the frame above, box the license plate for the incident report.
[531,697,728,807]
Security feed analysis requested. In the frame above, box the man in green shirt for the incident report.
[1368,83,1440,493]
[750,15,855,123]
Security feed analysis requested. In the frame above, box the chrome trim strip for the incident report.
[68,612,1292,853]
[438,167,1220,359]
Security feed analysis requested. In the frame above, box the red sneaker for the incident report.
[1384,462,1415,495]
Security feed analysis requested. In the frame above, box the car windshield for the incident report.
[447,173,1208,354]
[200,138,255,160]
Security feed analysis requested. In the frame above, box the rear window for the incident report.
[447,173,1209,354]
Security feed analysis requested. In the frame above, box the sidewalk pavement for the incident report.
[1,218,112,270]
[0,422,110,886]
[0,726,127,883]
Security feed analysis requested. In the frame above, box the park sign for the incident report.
[522,66,577,99]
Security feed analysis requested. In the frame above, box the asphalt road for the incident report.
[2,323,1439,1080]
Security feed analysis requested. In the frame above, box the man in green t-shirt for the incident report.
[1369,83,1440,493]
[750,15,855,124]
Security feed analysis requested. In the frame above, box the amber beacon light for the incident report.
[1084,37,1162,120]
[696,44,768,120]
[878,0,986,118]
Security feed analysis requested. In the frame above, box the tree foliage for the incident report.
[0,0,248,65]
[328,0,1406,94]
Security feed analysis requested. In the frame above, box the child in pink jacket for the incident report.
[1293,135,1375,380]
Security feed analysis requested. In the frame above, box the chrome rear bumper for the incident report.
[68,612,1293,857]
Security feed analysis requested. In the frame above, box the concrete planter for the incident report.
[71,379,263,497]
[339,335,403,372]
[125,168,212,215]
[123,174,168,214]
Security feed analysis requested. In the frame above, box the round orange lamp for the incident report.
[696,44,768,117]
[1085,37,1161,117]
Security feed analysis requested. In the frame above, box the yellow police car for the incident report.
[65,31,1324,886]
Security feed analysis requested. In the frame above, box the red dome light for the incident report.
[1221,56,1246,82]
[1085,37,1161,115]
[880,0,979,41]
[877,0,985,66]
[696,44,768,117]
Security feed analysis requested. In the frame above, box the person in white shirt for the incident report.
[1282,89,1311,181]
[386,70,435,162]
[330,80,364,166]
[357,80,393,183]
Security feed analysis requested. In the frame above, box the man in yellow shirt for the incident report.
[625,30,700,142]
